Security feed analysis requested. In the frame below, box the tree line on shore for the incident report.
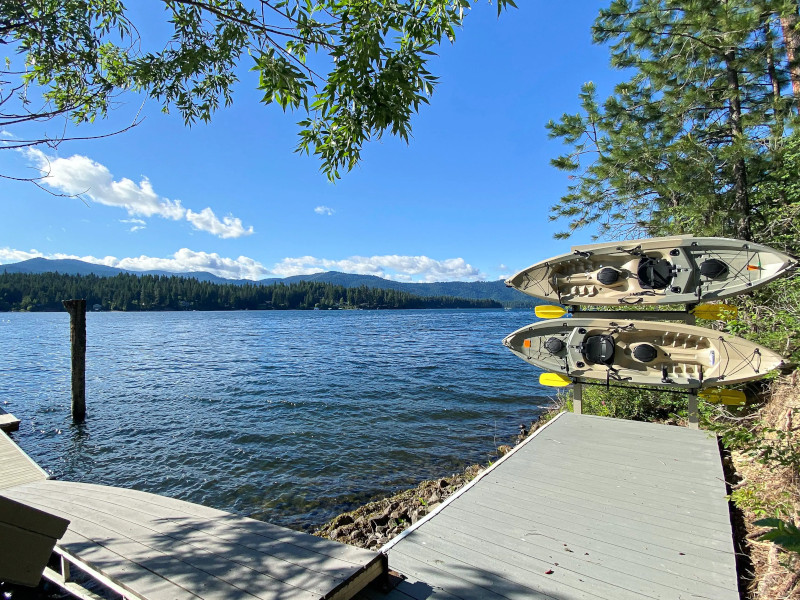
[0,272,501,312]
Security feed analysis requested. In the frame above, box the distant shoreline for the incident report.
[1,305,530,313]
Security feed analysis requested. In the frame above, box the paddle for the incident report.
[534,305,571,319]
[693,304,739,320]
[533,303,739,321]
[539,373,572,387]
[698,388,747,406]
[538,374,748,406]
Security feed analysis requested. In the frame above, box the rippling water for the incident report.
[1,309,550,529]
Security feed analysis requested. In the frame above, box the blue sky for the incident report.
[1,1,620,282]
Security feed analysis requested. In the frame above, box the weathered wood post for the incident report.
[62,299,86,423]
[687,391,700,430]
[572,380,583,415]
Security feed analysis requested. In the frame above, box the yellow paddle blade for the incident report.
[535,305,568,319]
[699,389,747,406]
[539,373,572,387]
[692,303,738,321]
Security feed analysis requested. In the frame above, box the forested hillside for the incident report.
[0,272,501,312]
[2,259,537,306]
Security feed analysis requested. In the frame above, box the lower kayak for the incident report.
[503,318,785,388]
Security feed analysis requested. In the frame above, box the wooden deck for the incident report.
[358,412,739,600]
[0,430,48,490]
[0,431,385,600]
[0,407,22,433]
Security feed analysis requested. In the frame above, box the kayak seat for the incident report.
[580,335,616,366]
[596,267,622,286]
[637,256,674,290]
[632,343,658,363]
[544,337,565,354]
[699,258,729,279]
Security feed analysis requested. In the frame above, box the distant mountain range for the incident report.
[1,258,538,306]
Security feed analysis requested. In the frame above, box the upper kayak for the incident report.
[505,235,796,305]
[503,318,785,388]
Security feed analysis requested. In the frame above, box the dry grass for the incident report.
[730,372,800,599]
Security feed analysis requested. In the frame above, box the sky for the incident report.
[1,1,623,283]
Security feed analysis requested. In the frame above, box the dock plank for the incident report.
[0,408,21,432]
[3,480,385,600]
[58,481,374,567]
[11,483,360,595]
[0,430,47,490]
[465,478,732,543]
[6,486,322,600]
[356,412,739,600]
[427,510,736,598]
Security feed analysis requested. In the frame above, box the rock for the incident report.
[429,492,441,505]
[369,515,389,532]
[389,508,407,522]
[438,478,449,489]
[497,445,513,456]
[349,530,367,543]
[333,514,354,528]
[410,508,427,524]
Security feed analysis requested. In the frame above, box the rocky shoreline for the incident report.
[314,410,557,549]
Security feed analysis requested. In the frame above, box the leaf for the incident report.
[754,518,800,554]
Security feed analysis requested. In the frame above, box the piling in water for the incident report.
[62,299,86,423]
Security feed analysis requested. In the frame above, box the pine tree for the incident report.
[547,0,798,241]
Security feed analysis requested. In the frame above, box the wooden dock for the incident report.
[0,407,21,432]
[0,432,385,600]
[2,412,741,600]
[358,412,740,600]
[0,429,48,490]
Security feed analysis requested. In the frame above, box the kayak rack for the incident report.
[566,304,702,429]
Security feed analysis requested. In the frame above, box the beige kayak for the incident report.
[503,318,785,388]
[506,235,795,305]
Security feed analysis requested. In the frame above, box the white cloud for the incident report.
[112,249,268,280]
[271,255,486,282]
[0,248,43,263]
[314,206,335,216]
[0,247,270,280]
[186,208,253,239]
[121,218,146,233]
[26,150,254,239]
[0,248,486,283]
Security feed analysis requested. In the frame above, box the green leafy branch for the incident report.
[755,516,800,554]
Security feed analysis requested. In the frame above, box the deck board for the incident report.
[356,412,739,600]
[2,480,384,600]
[0,430,48,490]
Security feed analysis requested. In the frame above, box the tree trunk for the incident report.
[764,20,784,133]
[781,10,800,112]
[62,299,86,423]
[724,48,752,241]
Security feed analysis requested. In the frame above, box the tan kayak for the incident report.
[503,318,785,388]
[506,235,795,305]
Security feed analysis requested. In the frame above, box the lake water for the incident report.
[0,309,551,530]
